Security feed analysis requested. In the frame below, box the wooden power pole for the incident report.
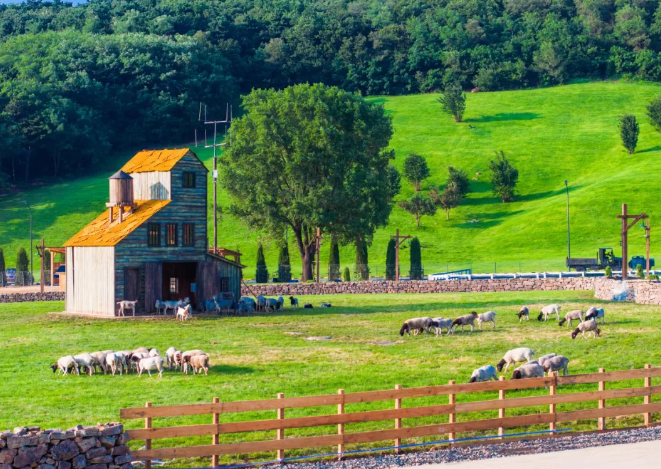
[392,229,411,281]
[40,238,45,294]
[315,227,323,283]
[617,204,649,280]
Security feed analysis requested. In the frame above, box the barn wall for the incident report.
[66,246,115,315]
[130,171,171,200]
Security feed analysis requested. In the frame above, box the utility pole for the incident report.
[39,238,44,294]
[564,180,570,267]
[315,227,323,283]
[392,229,411,281]
[617,204,649,280]
[645,220,651,277]
[23,201,33,285]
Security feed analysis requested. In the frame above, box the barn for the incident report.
[63,148,243,316]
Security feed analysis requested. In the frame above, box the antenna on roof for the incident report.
[201,103,233,253]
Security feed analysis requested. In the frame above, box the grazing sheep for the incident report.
[128,351,149,373]
[215,297,236,315]
[51,356,79,376]
[537,353,557,368]
[73,353,96,376]
[265,298,279,311]
[184,353,210,376]
[543,355,570,376]
[512,361,545,380]
[117,300,138,317]
[477,311,497,329]
[165,347,181,370]
[240,297,257,310]
[571,319,601,339]
[155,300,168,315]
[537,304,561,321]
[451,312,479,333]
[256,295,267,311]
[277,296,285,310]
[90,351,109,374]
[496,347,536,372]
[176,304,193,321]
[133,347,149,354]
[469,365,498,383]
[149,348,160,357]
[399,317,433,336]
[203,296,220,314]
[289,296,299,308]
[518,306,530,322]
[431,318,454,336]
[559,310,584,327]
[304,303,313,309]
[105,353,121,376]
[238,299,255,315]
[132,356,165,378]
[114,351,130,374]
[585,307,606,324]
[321,303,332,308]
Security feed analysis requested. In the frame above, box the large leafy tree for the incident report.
[489,151,519,202]
[222,84,399,281]
[398,194,437,227]
[438,86,466,122]
[437,182,462,219]
[403,153,430,191]
[646,97,661,133]
[447,166,471,196]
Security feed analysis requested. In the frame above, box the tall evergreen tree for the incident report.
[447,167,471,196]
[355,238,369,280]
[410,237,423,280]
[328,238,341,280]
[16,247,29,286]
[489,151,519,202]
[0,247,5,286]
[255,243,269,283]
[278,243,291,282]
[619,114,639,154]
[385,238,397,280]
[438,86,466,122]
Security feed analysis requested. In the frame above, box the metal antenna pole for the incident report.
[565,180,570,268]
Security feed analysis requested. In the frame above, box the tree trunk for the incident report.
[53,151,61,178]
[416,216,420,228]
[414,181,420,191]
[25,147,31,183]
[293,224,315,281]
[446,209,450,220]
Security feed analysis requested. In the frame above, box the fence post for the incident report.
[212,397,219,468]
[549,372,557,432]
[598,368,606,431]
[498,376,505,439]
[394,384,402,453]
[277,393,285,461]
[448,380,455,444]
[645,364,652,427]
[337,389,344,460]
[144,402,152,469]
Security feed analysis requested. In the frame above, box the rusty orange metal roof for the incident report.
[64,200,171,247]
[121,148,205,173]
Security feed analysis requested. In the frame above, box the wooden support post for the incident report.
[39,238,44,294]
[144,402,152,469]
[50,249,55,287]
[337,389,345,460]
[622,204,628,280]
[646,221,651,278]
[498,376,505,439]
[211,397,219,468]
[394,384,402,453]
[277,393,285,461]
[645,364,652,427]
[448,380,455,444]
[549,372,557,432]
[598,368,606,431]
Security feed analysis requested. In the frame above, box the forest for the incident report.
[2,0,661,186]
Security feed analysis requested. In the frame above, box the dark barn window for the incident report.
[148,223,160,246]
[219,277,230,292]
[183,223,194,246]
[170,277,179,294]
[166,223,177,246]
[183,172,196,188]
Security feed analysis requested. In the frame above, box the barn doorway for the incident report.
[162,262,197,306]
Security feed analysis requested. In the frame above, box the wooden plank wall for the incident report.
[130,171,171,200]
[66,246,115,315]
[122,366,661,464]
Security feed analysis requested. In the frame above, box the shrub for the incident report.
[649,274,659,281]
[398,194,437,227]
[410,237,423,280]
[646,96,661,133]
[343,266,351,282]
[437,86,466,122]
[619,114,639,155]
[278,243,291,282]
[489,150,519,202]
[605,266,613,278]
[16,247,29,286]
[637,264,645,279]
[403,153,430,191]
[385,238,396,280]
[447,166,471,196]
[328,238,341,280]
[255,243,269,283]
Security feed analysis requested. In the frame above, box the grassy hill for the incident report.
[1,80,661,278]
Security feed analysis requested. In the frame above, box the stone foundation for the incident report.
[0,292,65,303]
[594,278,661,305]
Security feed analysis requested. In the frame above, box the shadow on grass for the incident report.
[466,112,541,123]
[638,146,661,154]
[210,365,254,374]
[455,210,524,229]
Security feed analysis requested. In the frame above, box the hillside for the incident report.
[1,80,661,277]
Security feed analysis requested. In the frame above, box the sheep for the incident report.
[117,300,138,317]
[203,296,220,314]
[537,304,561,321]
[90,351,109,374]
[537,353,557,368]
[184,353,210,376]
[289,296,299,308]
[512,361,545,380]
[571,319,601,339]
[133,347,149,354]
[431,318,454,336]
[469,365,498,383]
[176,304,193,321]
[543,355,570,376]
[51,356,79,376]
[559,310,584,327]
[240,297,257,311]
[451,312,479,333]
[182,350,206,374]
[496,347,536,373]
[105,353,121,376]
[238,299,255,315]
[265,298,279,311]
[149,348,160,357]
[321,303,332,308]
[128,352,149,373]
[114,351,130,374]
[304,303,313,309]
[214,297,236,315]
[518,306,530,322]
[585,307,606,324]
[477,311,497,329]
[165,347,181,370]
[132,356,165,378]
[72,353,97,376]
[256,295,267,311]
[276,296,285,310]
[399,317,433,336]
[155,300,167,315]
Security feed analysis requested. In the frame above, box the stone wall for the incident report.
[0,292,65,303]
[594,278,661,305]
[244,277,599,296]
[0,423,132,469]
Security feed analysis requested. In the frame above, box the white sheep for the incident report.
[105,353,121,376]
[114,351,130,374]
[572,319,600,339]
[399,317,433,336]
[117,300,138,317]
[155,300,167,315]
[543,355,570,376]
[512,361,545,380]
[559,310,584,327]
[128,351,149,373]
[184,353,210,376]
[496,347,536,373]
[537,353,557,368]
[477,311,497,329]
[289,296,299,308]
[451,312,479,332]
[133,347,149,354]
[537,304,561,321]
[51,356,79,376]
[182,350,206,373]
[585,307,606,324]
[469,365,498,383]
[165,347,181,370]
[133,356,165,378]
[73,353,96,376]
[431,318,454,336]
[149,348,160,357]
[176,304,193,321]
[518,306,530,322]
[90,351,109,374]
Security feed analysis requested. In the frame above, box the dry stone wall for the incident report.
[0,292,65,303]
[594,278,661,305]
[0,424,132,469]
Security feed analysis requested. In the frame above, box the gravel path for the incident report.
[285,427,661,469]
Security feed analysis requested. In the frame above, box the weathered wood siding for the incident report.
[197,257,242,304]
[130,171,171,200]
[65,246,115,315]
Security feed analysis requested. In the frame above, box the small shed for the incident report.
[63,148,243,316]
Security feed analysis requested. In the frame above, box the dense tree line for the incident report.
[4,0,661,185]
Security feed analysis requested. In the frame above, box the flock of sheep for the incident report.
[50,347,210,378]
[469,348,569,383]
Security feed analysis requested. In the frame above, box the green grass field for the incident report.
[2,80,661,277]
[2,291,661,465]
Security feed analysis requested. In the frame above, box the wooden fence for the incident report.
[121,365,661,466]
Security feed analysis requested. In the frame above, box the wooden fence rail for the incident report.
[122,366,661,465]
